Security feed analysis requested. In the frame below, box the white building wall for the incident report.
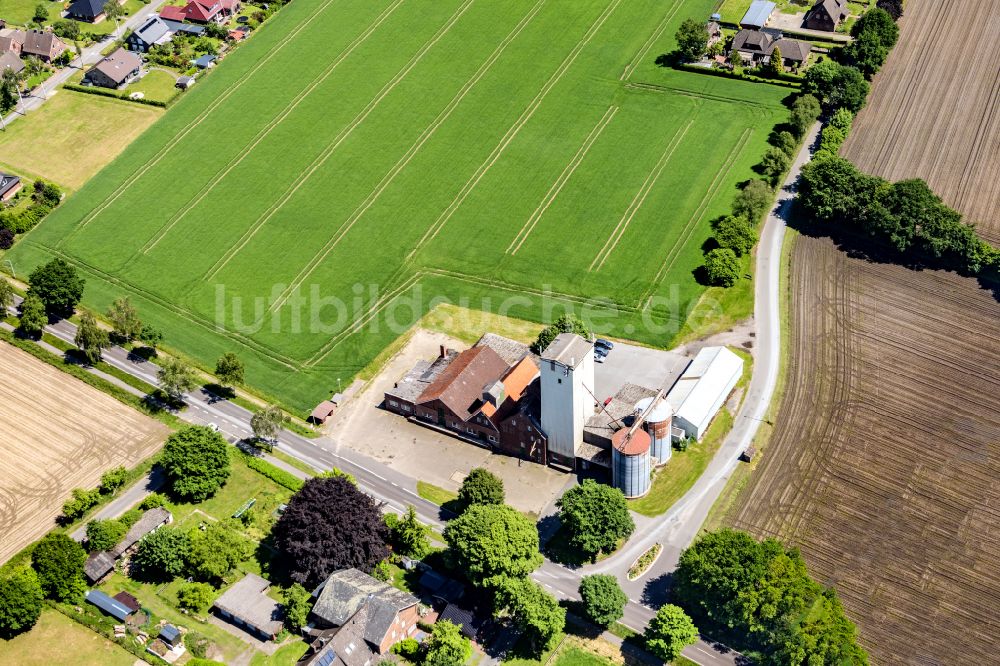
[668,346,743,440]
[540,348,595,461]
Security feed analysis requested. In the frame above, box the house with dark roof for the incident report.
[67,0,106,23]
[0,28,26,55]
[213,573,284,640]
[302,568,420,665]
[126,16,172,52]
[804,0,847,32]
[21,30,68,62]
[0,51,25,76]
[730,29,811,69]
[84,508,172,583]
[438,604,483,640]
[0,172,22,202]
[84,48,142,88]
[162,18,207,35]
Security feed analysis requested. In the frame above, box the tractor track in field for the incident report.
[641,126,752,308]
[507,105,619,255]
[260,0,550,316]
[619,0,682,81]
[58,0,345,245]
[840,0,1000,242]
[589,119,692,272]
[25,241,304,370]
[407,0,625,260]
[725,233,1000,665]
[132,0,408,259]
[206,0,478,285]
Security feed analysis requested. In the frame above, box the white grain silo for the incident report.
[540,333,596,470]
[635,396,673,464]
[611,427,651,498]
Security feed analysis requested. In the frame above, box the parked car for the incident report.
[595,338,614,350]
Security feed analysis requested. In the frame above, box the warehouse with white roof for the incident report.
[666,346,744,440]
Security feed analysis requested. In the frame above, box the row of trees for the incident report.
[699,92,822,289]
[673,529,868,665]
[798,156,998,274]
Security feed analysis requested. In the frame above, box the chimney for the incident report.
[439,344,446,358]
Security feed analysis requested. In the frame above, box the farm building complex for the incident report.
[385,333,742,497]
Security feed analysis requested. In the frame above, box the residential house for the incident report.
[126,16,172,52]
[301,568,420,665]
[739,0,776,29]
[84,508,172,583]
[0,28,25,55]
[730,29,811,69]
[84,47,142,88]
[158,5,187,22]
[804,0,847,32]
[66,0,106,23]
[0,172,21,202]
[182,0,224,24]
[0,51,25,76]
[212,573,284,641]
[21,30,68,63]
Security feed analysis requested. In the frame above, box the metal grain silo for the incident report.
[612,427,651,498]
[635,397,673,464]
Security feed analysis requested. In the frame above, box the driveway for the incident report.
[593,341,691,401]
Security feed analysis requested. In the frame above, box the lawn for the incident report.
[0,89,162,190]
[0,0,144,34]
[628,407,734,517]
[0,609,135,666]
[126,69,181,104]
[8,0,788,415]
[417,480,459,507]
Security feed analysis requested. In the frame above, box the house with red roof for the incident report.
[158,5,187,21]
[178,0,240,23]
[384,334,549,464]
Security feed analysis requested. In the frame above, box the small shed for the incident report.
[159,624,183,647]
[84,551,116,584]
[86,590,133,621]
[309,400,336,424]
[176,75,196,90]
[193,54,216,69]
[212,573,283,641]
[740,0,776,28]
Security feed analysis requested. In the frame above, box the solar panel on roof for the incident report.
[317,650,336,666]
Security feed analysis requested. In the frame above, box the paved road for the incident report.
[2,123,821,664]
[1,1,166,127]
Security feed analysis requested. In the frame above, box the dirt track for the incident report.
[726,235,1000,664]
[840,0,1000,242]
[0,342,168,563]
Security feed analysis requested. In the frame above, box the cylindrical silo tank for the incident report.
[635,397,673,464]
[611,428,651,498]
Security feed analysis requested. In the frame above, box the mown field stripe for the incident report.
[507,105,618,255]
[641,126,752,309]
[205,0,478,285]
[589,118,693,271]
[406,0,625,261]
[619,0,682,81]
[267,0,550,314]
[57,0,344,246]
[135,0,407,257]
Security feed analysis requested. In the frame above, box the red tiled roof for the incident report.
[183,0,221,22]
[159,5,186,20]
[416,346,509,421]
[481,356,538,419]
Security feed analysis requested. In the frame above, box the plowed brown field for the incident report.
[725,235,1000,664]
[841,0,1000,242]
[0,342,168,564]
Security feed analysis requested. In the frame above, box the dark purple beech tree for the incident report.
[272,476,389,587]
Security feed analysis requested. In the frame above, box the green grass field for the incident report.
[0,610,135,666]
[7,0,788,413]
